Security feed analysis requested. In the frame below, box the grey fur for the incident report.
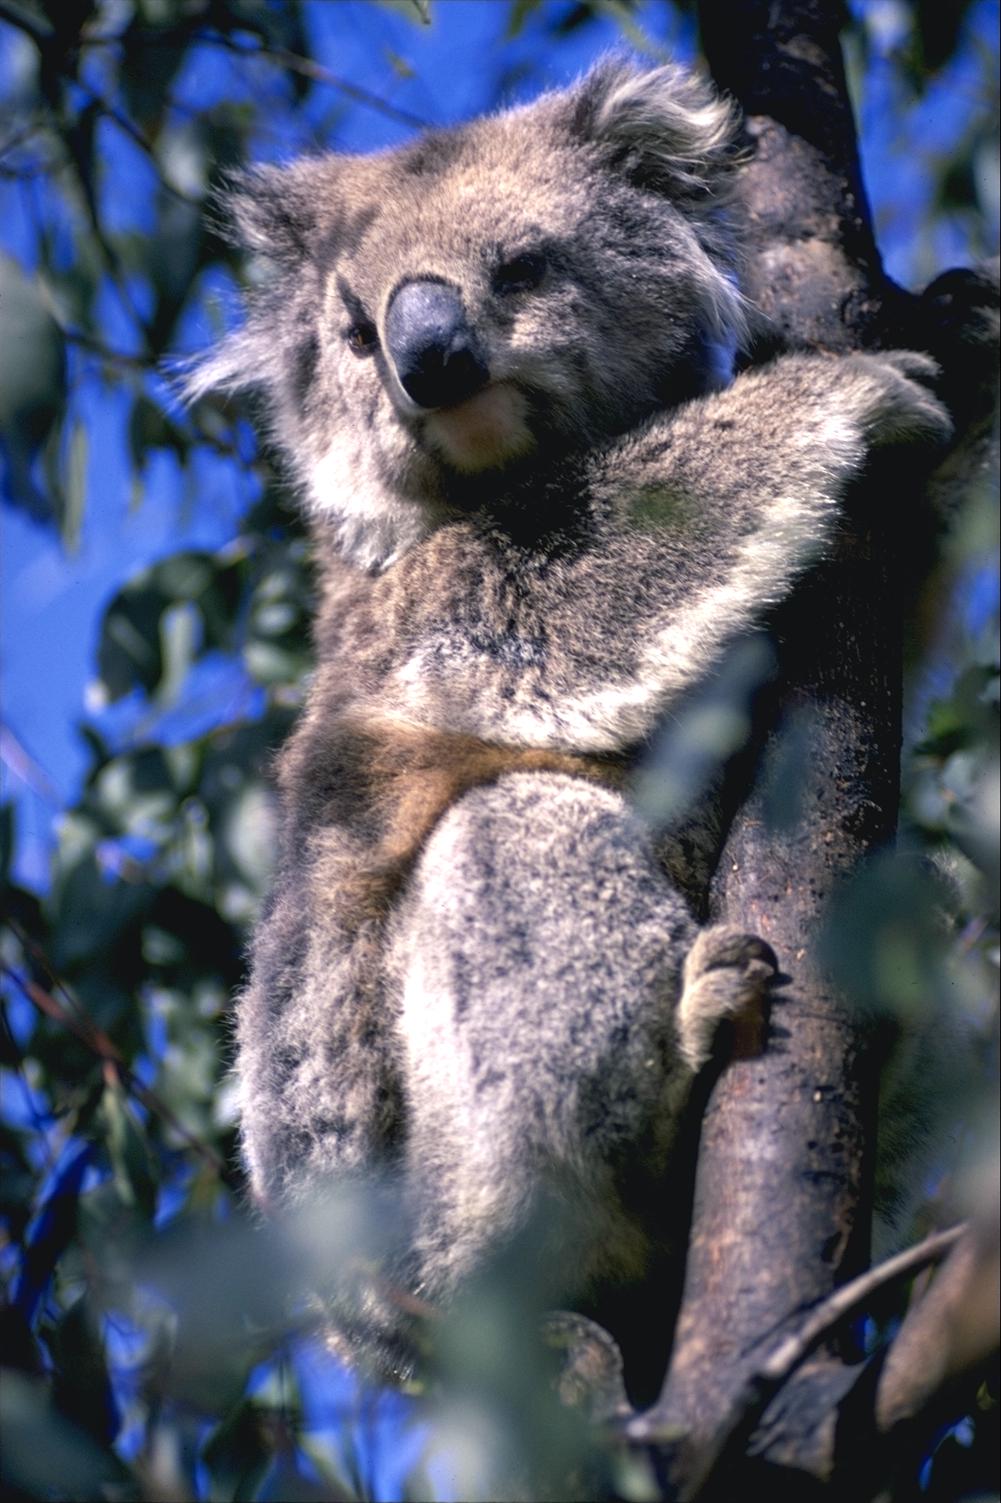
[185,60,952,1376]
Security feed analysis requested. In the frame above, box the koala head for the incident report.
[185,60,745,570]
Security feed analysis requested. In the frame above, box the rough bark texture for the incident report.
[650,0,892,1442]
[630,1,998,1493]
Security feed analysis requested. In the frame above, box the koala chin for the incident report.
[183,58,952,1383]
[423,383,536,472]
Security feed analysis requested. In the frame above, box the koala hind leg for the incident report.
[387,772,770,1311]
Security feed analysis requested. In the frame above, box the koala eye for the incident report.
[346,321,379,356]
[493,250,547,296]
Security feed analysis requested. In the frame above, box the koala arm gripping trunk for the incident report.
[384,351,949,753]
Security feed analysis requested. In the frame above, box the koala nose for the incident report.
[385,280,489,409]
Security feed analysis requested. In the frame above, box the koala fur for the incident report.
[185,60,952,1380]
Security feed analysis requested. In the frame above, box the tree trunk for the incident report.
[628,1,997,1493]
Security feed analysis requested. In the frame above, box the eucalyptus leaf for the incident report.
[46,1295,121,1447]
[62,418,88,551]
[0,254,67,526]
[0,1370,129,1501]
[101,1080,159,1219]
[201,1398,276,1503]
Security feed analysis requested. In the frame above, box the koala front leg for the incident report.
[556,350,953,749]
[386,351,951,757]
[386,772,775,1306]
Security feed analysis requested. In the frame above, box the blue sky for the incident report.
[1,0,999,888]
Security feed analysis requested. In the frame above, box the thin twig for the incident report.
[0,119,45,161]
[1,947,237,1187]
[0,999,59,1175]
[6,915,106,1036]
[0,3,158,339]
[670,1224,966,1499]
[0,0,52,46]
[61,325,152,369]
[875,1217,1000,1430]
[753,1225,964,1385]
[198,30,431,130]
[71,79,203,207]
[0,724,62,804]
[61,147,155,347]
[68,15,431,129]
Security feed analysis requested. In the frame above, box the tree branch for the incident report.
[672,1226,967,1498]
[876,1212,1000,1433]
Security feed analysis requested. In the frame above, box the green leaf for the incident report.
[45,1296,120,1446]
[384,48,416,79]
[148,197,207,353]
[69,1178,148,1312]
[62,418,88,552]
[379,0,432,23]
[157,600,200,706]
[120,13,191,133]
[201,1399,274,1503]
[821,851,954,1023]
[0,1372,128,1501]
[144,887,241,984]
[95,550,245,703]
[0,1122,36,1240]
[505,0,543,39]
[100,1080,158,1219]
[0,253,67,526]
[128,393,188,474]
[915,0,974,72]
[244,638,308,686]
[48,851,151,974]
[89,747,184,839]
[241,551,311,687]
[216,781,277,898]
[0,802,14,885]
[97,582,166,702]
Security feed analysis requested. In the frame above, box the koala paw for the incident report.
[676,925,777,1073]
[847,350,953,449]
[542,1311,632,1422]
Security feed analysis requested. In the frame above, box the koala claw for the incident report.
[876,349,941,382]
[676,925,778,1073]
[849,350,953,449]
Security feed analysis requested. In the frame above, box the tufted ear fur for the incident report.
[176,158,339,403]
[567,59,741,203]
[172,324,260,403]
[219,158,339,266]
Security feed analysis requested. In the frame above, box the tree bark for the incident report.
[632,0,969,1489]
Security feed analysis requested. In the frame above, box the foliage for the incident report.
[0,1,998,1499]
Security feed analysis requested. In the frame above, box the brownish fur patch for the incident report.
[341,718,627,925]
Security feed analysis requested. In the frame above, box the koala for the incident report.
[184,60,952,1382]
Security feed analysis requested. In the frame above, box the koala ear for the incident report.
[567,59,740,201]
[220,158,337,266]
[175,157,343,404]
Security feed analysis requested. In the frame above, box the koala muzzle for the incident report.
[386,280,489,409]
